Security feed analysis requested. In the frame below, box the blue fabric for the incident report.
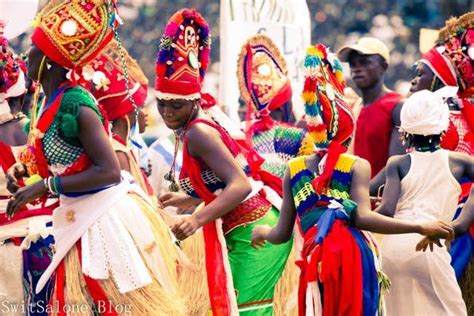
[38,84,70,118]
[450,233,473,279]
[314,208,349,244]
[449,195,473,279]
[62,183,115,197]
[23,234,55,315]
[349,227,379,316]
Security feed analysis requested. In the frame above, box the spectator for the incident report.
[337,37,405,195]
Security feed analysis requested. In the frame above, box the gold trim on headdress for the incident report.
[100,40,148,86]
[237,34,289,112]
[437,11,474,42]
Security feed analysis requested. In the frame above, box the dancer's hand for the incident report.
[5,163,27,194]
[171,215,199,241]
[6,181,48,219]
[251,225,271,249]
[415,236,444,252]
[419,221,454,239]
[159,192,201,209]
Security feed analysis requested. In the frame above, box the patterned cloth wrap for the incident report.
[289,154,383,316]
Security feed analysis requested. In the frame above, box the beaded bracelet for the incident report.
[52,176,59,194]
[56,176,65,195]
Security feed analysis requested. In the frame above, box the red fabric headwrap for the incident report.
[421,47,458,87]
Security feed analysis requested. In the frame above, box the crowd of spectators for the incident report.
[9,0,471,106]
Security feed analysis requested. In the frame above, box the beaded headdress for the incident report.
[237,34,292,117]
[422,12,474,98]
[154,9,211,100]
[31,0,117,70]
[303,43,354,149]
[83,40,148,121]
[302,43,355,194]
[0,20,26,120]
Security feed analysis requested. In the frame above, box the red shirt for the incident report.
[354,92,401,178]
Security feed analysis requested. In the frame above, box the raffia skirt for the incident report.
[36,184,187,315]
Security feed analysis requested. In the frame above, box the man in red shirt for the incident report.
[338,37,405,195]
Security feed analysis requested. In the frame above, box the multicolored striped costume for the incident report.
[288,154,383,316]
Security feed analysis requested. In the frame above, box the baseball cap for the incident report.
[337,37,390,63]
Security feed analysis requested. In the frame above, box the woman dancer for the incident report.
[155,9,292,315]
[6,1,186,314]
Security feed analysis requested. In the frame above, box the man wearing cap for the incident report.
[338,37,405,195]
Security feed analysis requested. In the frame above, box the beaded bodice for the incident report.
[252,123,314,178]
[40,86,104,175]
[450,112,474,155]
[178,147,249,198]
[288,154,357,234]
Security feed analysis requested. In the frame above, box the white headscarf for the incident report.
[400,86,458,136]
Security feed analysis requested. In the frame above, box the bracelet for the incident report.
[56,176,64,194]
[52,176,59,194]
[47,176,55,194]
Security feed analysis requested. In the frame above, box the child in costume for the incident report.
[251,44,454,316]
[6,1,186,314]
[377,88,470,315]
[155,9,292,315]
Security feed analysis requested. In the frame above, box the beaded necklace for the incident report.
[414,144,441,152]
[164,105,198,192]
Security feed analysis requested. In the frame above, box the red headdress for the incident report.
[31,0,118,70]
[154,9,211,100]
[237,34,292,128]
[302,43,355,194]
[83,40,148,121]
[421,12,474,98]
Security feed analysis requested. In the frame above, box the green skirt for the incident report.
[226,207,293,315]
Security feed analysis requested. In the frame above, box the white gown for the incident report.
[381,149,467,316]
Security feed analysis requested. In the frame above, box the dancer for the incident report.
[155,9,292,315]
[251,44,453,316]
[410,13,474,311]
[237,34,314,181]
[0,19,56,315]
[6,1,186,314]
[377,88,470,315]
[84,40,153,196]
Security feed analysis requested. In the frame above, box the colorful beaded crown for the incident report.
[237,34,292,115]
[0,20,23,94]
[302,43,354,149]
[435,12,474,98]
[84,40,148,121]
[155,9,211,100]
[31,0,116,69]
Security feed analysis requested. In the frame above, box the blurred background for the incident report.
[8,0,473,140]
